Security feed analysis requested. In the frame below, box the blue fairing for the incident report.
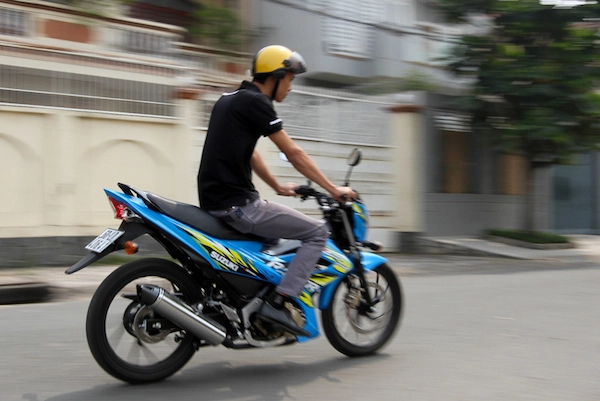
[352,201,369,242]
[317,251,388,310]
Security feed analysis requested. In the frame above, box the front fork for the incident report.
[339,210,375,309]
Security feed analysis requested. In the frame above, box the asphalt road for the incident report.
[2,257,600,401]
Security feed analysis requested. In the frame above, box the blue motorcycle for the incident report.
[67,148,403,383]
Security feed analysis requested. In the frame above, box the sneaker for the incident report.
[258,301,310,337]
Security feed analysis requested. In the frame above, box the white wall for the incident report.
[0,98,196,238]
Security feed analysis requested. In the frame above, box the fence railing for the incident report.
[276,86,397,146]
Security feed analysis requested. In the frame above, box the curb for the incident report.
[483,235,576,250]
[415,237,514,258]
[0,282,54,305]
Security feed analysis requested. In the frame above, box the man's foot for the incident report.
[258,293,310,337]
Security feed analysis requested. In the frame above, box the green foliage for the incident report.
[353,70,438,94]
[435,0,496,22]
[53,0,131,16]
[439,0,600,161]
[191,2,251,50]
[486,229,570,244]
[398,70,439,92]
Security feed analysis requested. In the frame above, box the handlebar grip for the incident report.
[295,185,316,196]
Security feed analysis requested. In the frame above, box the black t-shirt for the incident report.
[197,81,283,210]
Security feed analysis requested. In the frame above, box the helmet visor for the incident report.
[284,51,307,75]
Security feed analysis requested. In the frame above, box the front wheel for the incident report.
[322,263,403,357]
[86,258,202,383]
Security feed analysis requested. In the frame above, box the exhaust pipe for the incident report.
[137,284,227,345]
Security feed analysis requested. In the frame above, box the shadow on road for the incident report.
[39,353,391,401]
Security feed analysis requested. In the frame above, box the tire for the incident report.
[86,258,201,383]
[322,263,403,357]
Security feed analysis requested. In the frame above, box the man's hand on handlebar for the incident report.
[276,182,299,197]
[331,186,357,203]
[293,185,356,204]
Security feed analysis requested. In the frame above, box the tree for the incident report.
[190,2,251,50]
[436,0,600,231]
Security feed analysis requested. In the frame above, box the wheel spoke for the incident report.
[107,321,127,346]
[138,341,161,364]
[126,340,143,364]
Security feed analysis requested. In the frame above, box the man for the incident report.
[198,45,355,337]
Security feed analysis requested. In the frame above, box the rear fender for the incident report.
[318,252,388,310]
[65,221,150,274]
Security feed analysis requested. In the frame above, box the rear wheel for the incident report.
[322,263,402,357]
[86,258,201,383]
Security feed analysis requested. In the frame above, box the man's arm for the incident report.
[268,130,356,201]
[251,150,297,196]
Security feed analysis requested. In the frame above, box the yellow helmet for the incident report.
[252,45,307,79]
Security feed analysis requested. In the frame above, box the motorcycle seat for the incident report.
[145,192,253,241]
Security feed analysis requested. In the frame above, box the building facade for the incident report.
[246,0,554,239]
[0,0,592,266]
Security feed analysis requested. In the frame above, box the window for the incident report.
[323,18,373,59]
[326,0,382,23]
[122,29,173,56]
[0,7,28,37]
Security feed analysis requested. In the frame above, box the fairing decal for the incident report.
[298,291,314,308]
[293,241,353,308]
[352,201,369,242]
[352,201,368,222]
[317,252,387,310]
[179,225,263,279]
[321,244,353,274]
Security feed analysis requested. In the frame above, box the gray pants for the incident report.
[209,199,328,297]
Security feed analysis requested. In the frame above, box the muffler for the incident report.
[137,284,227,345]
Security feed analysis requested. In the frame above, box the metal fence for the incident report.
[276,86,396,146]
[0,63,177,117]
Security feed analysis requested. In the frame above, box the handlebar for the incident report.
[294,185,332,206]
[294,185,354,209]
[294,185,318,198]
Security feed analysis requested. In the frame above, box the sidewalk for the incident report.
[422,234,600,261]
[2,235,600,305]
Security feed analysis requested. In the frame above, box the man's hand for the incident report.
[331,186,357,202]
[276,182,299,197]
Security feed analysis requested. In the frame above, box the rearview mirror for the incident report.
[347,148,362,167]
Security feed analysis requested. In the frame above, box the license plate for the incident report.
[85,228,125,253]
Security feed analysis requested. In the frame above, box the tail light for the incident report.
[108,197,138,220]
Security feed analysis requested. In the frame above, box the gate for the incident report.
[553,153,597,233]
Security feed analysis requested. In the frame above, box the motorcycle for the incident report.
[66,148,403,383]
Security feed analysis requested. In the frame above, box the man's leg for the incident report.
[226,198,328,296]
[221,199,328,336]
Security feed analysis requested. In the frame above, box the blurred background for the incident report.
[1,0,599,266]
